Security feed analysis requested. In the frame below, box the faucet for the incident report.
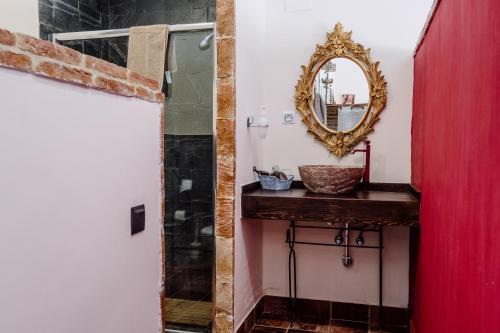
[351,140,371,184]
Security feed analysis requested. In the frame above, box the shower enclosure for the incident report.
[51,23,216,333]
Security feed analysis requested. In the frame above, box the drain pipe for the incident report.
[342,223,353,267]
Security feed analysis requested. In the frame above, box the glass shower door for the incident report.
[163,30,215,333]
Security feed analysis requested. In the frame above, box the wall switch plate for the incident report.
[283,110,296,124]
[131,204,145,235]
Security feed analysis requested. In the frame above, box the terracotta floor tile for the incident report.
[332,302,369,322]
[250,325,287,332]
[255,312,290,329]
[330,320,368,333]
[290,319,330,332]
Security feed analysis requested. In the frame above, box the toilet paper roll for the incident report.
[179,179,193,193]
[174,210,186,221]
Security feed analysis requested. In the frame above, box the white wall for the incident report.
[0,68,162,333]
[0,0,39,36]
[260,0,433,183]
[259,0,433,307]
[263,223,410,307]
[235,0,434,317]
[234,0,267,328]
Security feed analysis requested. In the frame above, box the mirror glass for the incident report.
[312,58,370,132]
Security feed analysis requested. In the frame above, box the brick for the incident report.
[135,86,152,100]
[17,34,81,66]
[36,61,59,77]
[0,28,15,46]
[17,33,56,58]
[216,1,235,38]
[128,71,160,90]
[217,38,235,78]
[217,78,235,119]
[95,76,135,96]
[54,44,81,65]
[85,55,127,79]
[135,87,164,102]
[216,118,236,153]
[0,50,32,72]
[216,198,234,239]
[58,66,92,86]
[216,119,236,198]
[154,92,165,103]
[35,61,92,86]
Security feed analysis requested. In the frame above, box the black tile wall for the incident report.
[164,134,214,301]
[39,0,216,67]
[39,0,110,62]
[39,0,105,40]
[105,0,215,67]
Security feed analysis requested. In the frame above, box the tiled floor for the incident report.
[248,316,401,333]
[164,298,212,327]
[239,296,408,333]
[248,310,407,333]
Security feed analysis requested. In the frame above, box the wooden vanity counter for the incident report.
[241,182,420,227]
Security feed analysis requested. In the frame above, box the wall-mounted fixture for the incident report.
[246,116,269,128]
[356,231,365,246]
[199,32,214,49]
[247,106,269,128]
[131,205,145,235]
[335,230,344,245]
[247,106,269,139]
[282,110,296,125]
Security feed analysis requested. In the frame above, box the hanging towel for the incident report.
[127,25,169,90]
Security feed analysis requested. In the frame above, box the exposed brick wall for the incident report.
[0,28,164,104]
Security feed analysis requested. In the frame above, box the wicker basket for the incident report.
[257,174,294,191]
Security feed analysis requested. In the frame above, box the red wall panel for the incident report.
[412,0,500,332]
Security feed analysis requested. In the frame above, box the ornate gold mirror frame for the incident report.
[295,23,387,157]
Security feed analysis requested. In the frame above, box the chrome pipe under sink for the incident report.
[341,223,353,267]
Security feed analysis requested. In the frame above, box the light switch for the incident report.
[283,110,296,124]
[131,205,145,235]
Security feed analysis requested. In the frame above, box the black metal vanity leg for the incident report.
[287,220,297,314]
[378,228,383,331]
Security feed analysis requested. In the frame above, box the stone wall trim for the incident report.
[215,0,236,331]
[0,28,164,103]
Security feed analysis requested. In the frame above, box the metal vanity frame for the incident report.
[286,220,385,327]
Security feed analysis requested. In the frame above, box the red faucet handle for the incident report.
[363,141,371,184]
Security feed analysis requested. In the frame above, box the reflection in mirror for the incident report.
[312,58,369,132]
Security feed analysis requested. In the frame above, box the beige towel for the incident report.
[127,25,169,89]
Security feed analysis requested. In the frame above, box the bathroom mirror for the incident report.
[295,23,387,157]
[312,58,370,132]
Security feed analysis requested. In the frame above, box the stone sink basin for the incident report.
[298,165,365,194]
